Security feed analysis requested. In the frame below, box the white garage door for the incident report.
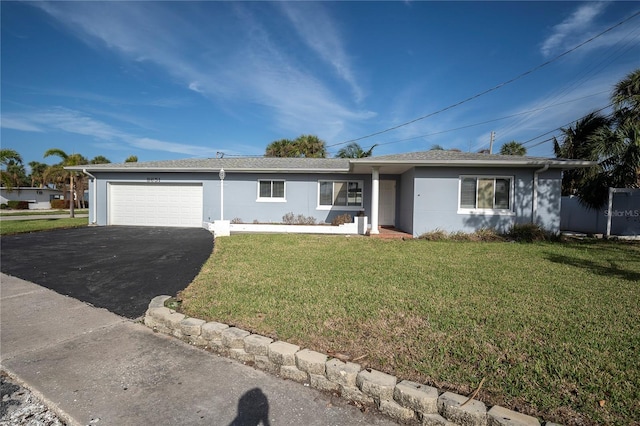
[109,183,203,227]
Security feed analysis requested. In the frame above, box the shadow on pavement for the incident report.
[228,388,271,426]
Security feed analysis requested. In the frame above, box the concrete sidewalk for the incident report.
[0,274,396,426]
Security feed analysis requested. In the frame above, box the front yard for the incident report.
[0,217,88,235]
[179,234,640,425]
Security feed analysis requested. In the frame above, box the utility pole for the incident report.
[489,131,496,154]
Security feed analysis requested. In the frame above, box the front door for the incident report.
[379,180,396,226]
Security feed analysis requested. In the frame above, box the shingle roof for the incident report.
[354,150,584,163]
[68,151,595,174]
[350,150,595,171]
[68,157,351,173]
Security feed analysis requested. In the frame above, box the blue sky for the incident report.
[2,1,639,167]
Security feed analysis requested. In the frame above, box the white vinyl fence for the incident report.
[561,189,640,236]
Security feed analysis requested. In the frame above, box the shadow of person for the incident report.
[228,387,271,426]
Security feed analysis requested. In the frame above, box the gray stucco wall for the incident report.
[409,167,561,236]
[90,171,372,226]
[398,169,415,234]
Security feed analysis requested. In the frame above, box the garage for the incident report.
[109,183,203,227]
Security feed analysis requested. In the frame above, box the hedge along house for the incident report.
[67,150,593,237]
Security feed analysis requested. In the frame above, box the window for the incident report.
[318,180,363,209]
[459,176,512,212]
[257,180,285,202]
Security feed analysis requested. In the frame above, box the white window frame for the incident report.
[317,180,364,211]
[457,175,515,215]
[257,179,286,202]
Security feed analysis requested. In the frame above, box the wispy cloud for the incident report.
[2,107,217,157]
[33,1,373,141]
[279,2,365,103]
[33,87,192,109]
[540,2,609,57]
[1,116,44,132]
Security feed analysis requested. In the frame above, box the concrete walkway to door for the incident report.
[1,274,396,426]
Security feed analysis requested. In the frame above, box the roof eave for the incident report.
[350,159,597,169]
[66,166,351,173]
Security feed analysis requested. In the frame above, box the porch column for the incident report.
[370,167,380,234]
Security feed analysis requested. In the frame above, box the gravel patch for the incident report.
[1,372,65,426]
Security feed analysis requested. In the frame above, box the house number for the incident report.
[147,178,161,183]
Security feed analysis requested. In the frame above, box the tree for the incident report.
[265,139,296,157]
[336,143,378,158]
[499,141,527,156]
[429,144,445,151]
[44,149,88,216]
[1,149,27,190]
[28,161,49,188]
[553,112,611,198]
[294,135,327,158]
[265,135,327,158]
[554,68,640,209]
[90,155,111,164]
[612,68,640,120]
[125,155,138,163]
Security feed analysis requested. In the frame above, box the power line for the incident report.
[332,90,611,152]
[495,22,640,145]
[521,102,615,147]
[328,10,640,149]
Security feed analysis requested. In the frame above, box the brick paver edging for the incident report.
[144,296,559,426]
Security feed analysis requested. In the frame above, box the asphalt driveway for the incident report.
[0,226,214,318]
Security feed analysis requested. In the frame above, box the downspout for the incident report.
[532,163,550,225]
[82,169,97,225]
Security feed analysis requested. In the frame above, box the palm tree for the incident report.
[28,161,49,188]
[553,68,640,209]
[44,149,88,216]
[553,112,610,197]
[265,135,327,158]
[336,143,378,158]
[265,139,296,157]
[90,155,111,164]
[294,135,327,158]
[1,149,26,191]
[499,141,527,156]
[612,68,640,121]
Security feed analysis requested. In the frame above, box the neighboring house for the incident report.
[67,151,593,236]
[0,187,64,210]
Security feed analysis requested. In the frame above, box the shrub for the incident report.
[282,212,295,224]
[7,200,29,210]
[506,223,550,242]
[0,203,8,210]
[418,229,448,241]
[282,212,316,225]
[331,213,352,226]
[474,227,504,242]
[419,228,505,242]
[296,214,316,225]
[50,199,70,209]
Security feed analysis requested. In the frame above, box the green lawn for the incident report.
[0,209,88,216]
[179,234,640,425]
[0,217,88,235]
